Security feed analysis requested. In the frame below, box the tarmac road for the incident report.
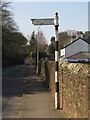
[2,64,66,118]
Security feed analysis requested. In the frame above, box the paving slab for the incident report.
[19,92,66,118]
[2,97,22,118]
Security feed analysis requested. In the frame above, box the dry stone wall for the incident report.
[59,62,89,118]
[40,61,89,118]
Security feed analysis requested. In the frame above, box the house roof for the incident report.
[63,37,90,48]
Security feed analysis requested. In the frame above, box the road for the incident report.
[2,64,66,118]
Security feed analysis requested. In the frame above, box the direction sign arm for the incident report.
[31,18,54,25]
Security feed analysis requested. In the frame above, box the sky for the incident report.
[88,2,90,31]
[11,2,88,44]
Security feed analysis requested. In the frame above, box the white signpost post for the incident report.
[31,12,60,109]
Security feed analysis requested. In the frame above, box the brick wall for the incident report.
[40,61,89,118]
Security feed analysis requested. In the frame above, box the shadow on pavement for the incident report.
[2,65,36,108]
[2,65,49,109]
[23,77,49,94]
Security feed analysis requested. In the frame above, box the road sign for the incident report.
[31,18,54,25]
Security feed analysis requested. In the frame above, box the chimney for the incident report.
[70,32,76,43]
[76,31,83,39]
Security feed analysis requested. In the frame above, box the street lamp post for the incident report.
[36,25,41,75]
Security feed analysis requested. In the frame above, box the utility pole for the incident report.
[54,12,60,109]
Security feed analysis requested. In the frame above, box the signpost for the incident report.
[31,12,60,109]
[31,18,54,25]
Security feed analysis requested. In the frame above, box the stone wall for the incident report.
[59,62,89,118]
[88,64,90,120]
[40,61,55,95]
[40,61,89,118]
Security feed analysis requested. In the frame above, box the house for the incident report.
[60,37,90,62]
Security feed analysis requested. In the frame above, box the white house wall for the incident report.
[61,48,65,57]
[65,38,90,58]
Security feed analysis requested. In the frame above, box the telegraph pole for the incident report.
[54,12,60,109]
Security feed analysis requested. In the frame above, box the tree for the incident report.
[48,32,70,60]
[83,31,90,43]
[48,36,55,60]
[1,1,18,31]
[36,31,47,52]
[2,1,19,58]
[28,31,48,64]
[58,32,70,49]
[29,31,48,53]
[29,31,37,52]
[2,1,28,66]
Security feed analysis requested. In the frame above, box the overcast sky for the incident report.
[11,2,88,44]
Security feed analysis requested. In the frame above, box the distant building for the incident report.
[60,37,90,63]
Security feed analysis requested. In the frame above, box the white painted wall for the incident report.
[61,48,65,57]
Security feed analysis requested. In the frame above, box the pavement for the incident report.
[2,65,67,118]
